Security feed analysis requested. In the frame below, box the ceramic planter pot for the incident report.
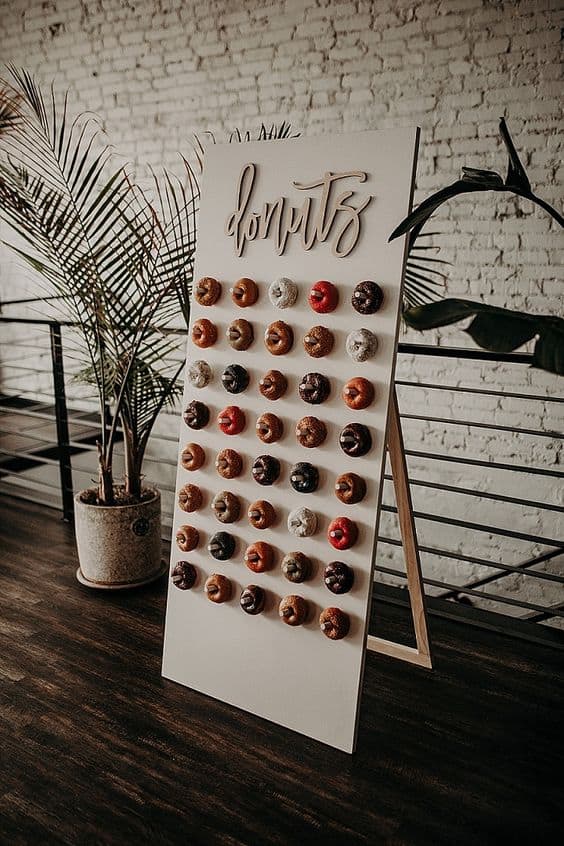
[74,488,164,589]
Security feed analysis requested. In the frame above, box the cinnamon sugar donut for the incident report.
[215,448,243,479]
[256,412,283,444]
[319,607,350,639]
[303,326,334,358]
[195,276,221,306]
[279,595,308,626]
[296,416,327,448]
[178,483,203,513]
[259,370,287,401]
[171,561,197,590]
[334,472,366,504]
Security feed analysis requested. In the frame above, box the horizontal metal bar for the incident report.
[373,564,564,618]
[377,536,564,585]
[380,503,564,548]
[395,379,564,405]
[405,448,564,479]
[437,549,563,599]
[400,411,562,439]
[383,474,564,514]
[397,343,533,364]
[520,603,564,624]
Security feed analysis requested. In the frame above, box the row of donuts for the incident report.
[175,525,354,593]
[171,563,350,640]
[189,362,375,410]
[195,275,384,316]
[182,445,366,503]
[191,317,378,363]
[184,402,373,456]
[178,485,359,549]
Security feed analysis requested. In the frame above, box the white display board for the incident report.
[162,128,418,753]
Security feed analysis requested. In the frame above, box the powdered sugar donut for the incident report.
[268,277,298,309]
[187,360,212,389]
[287,506,317,537]
[345,328,378,362]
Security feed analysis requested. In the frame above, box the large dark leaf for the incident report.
[466,310,537,353]
[403,298,477,330]
[532,320,564,375]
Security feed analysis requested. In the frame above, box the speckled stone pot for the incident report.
[74,488,162,587]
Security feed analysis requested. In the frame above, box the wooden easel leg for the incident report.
[367,387,433,669]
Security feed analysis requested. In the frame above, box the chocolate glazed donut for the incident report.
[324,561,354,594]
[171,561,197,590]
[339,423,372,457]
[208,531,236,561]
[352,280,383,314]
[290,462,319,493]
[222,364,249,394]
[240,585,266,615]
[299,373,330,405]
[183,401,210,430]
[252,454,281,486]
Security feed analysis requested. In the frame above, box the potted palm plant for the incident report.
[0,68,198,587]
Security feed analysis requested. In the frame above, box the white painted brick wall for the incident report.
[0,0,562,620]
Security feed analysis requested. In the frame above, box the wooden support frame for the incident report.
[367,387,433,669]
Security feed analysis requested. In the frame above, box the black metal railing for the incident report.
[1,310,562,648]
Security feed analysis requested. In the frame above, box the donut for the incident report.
[346,328,378,362]
[222,364,249,394]
[180,442,205,471]
[264,320,294,355]
[208,531,236,561]
[192,318,217,349]
[308,280,338,314]
[268,277,298,309]
[227,318,254,351]
[205,573,232,603]
[175,525,199,553]
[252,454,281,486]
[339,422,372,457]
[279,595,308,626]
[183,400,210,430]
[178,483,203,513]
[171,561,197,590]
[303,326,334,358]
[296,416,327,449]
[259,370,287,401]
[217,405,246,436]
[240,584,266,615]
[247,499,276,530]
[215,448,243,479]
[231,277,258,307]
[195,276,221,306]
[324,561,354,594]
[342,377,374,410]
[211,490,241,523]
[335,471,366,504]
[287,506,317,537]
[187,360,212,389]
[281,551,312,584]
[290,462,319,494]
[319,607,350,640]
[352,280,383,314]
[328,516,358,550]
[256,412,283,444]
[245,541,275,573]
[298,372,330,405]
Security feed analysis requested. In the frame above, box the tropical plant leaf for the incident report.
[466,310,537,353]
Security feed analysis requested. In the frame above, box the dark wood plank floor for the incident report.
[0,495,562,846]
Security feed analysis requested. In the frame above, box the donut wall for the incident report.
[162,129,419,753]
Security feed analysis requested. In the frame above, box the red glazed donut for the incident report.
[308,280,338,314]
[328,516,358,550]
[192,318,217,348]
[245,541,275,573]
[231,277,258,307]
[217,406,246,435]
[342,377,375,410]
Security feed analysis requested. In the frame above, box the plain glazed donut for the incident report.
[247,499,276,530]
[175,525,200,553]
[264,320,293,355]
[279,594,308,626]
[231,277,258,307]
[319,606,350,639]
[205,573,232,603]
[342,377,374,410]
[181,442,205,471]
[192,318,217,349]
[195,276,221,306]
